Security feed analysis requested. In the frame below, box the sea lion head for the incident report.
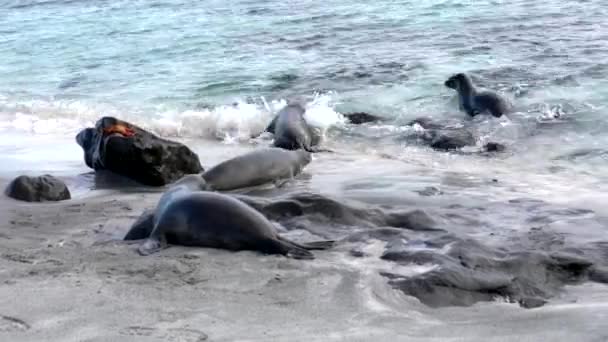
[444,73,470,89]
[286,96,307,109]
[75,127,96,150]
[295,149,313,165]
[172,174,209,191]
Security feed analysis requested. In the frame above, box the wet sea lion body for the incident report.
[444,73,511,118]
[202,148,311,191]
[138,191,334,258]
[269,101,323,152]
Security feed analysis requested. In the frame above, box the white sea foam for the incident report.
[0,93,346,141]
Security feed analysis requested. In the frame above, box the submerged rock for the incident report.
[5,175,71,202]
[422,129,476,151]
[343,112,384,124]
[381,235,602,309]
[75,116,203,186]
[483,142,506,152]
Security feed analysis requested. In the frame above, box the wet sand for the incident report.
[1,177,608,342]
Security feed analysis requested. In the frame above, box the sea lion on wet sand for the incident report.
[444,73,511,118]
[123,175,208,241]
[137,190,334,259]
[266,100,329,152]
[202,147,311,191]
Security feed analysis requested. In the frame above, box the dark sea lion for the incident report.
[123,209,155,240]
[444,73,511,118]
[123,175,208,241]
[202,148,311,191]
[138,190,334,258]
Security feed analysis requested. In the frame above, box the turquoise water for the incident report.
[2,0,607,112]
[1,0,608,196]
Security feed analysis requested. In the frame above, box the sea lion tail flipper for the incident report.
[138,237,165,256]
[92,238,146,247]
[286,247,315,260]
[299,240,336,250]
[277,235,335,251]
[271,239,315,260]
[305,146,335,153]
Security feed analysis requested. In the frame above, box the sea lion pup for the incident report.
[444,73,512,118]
[138,189,334,259]
[202,148,311,191]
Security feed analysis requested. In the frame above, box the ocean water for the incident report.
[2,0,608,339]
[2,0,608,197]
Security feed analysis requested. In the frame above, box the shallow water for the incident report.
[2,0,608,339]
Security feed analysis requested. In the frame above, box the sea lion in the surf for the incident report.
[444,73,511,118]
[137,190,334,258]
[265,100,326,152]
[202,148,311,191]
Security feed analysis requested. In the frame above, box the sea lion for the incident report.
[444,73,511,118]
[123,175,208,241]
[137,190,334,259]
[202,148,311,191]
[268,100,324,152]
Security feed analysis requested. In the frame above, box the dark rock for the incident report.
[343,112,384,124]
[518,297,548,309]
[415,186,443,196]
[483,142,506,152]
[381,234,600,309]
[75,117,203,186]
[422,129,476,150]
[5,175,71,202]
[385,209,439,231]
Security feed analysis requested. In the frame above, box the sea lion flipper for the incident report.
[307,147,335,153]
[265,115,277,134]
[273,178,290,188]
[270,238,314,260]
[286,247,315,260]
[138,237,163,256]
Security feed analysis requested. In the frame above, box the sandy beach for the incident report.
[2,173,608,342]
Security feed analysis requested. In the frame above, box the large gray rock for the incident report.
[5,175,71,202]
[75,117,203,186]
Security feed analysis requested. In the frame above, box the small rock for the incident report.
[518,297,548,309]
[422,129,476,151]
[5,175,71,202]
[484,142,506,152]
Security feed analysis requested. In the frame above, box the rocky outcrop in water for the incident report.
[5,175,71,202]
[75,117,203,186]
[408,116,506,152]
[422,129,476,151]
[343,112,384,124]
[379,235,599,308]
